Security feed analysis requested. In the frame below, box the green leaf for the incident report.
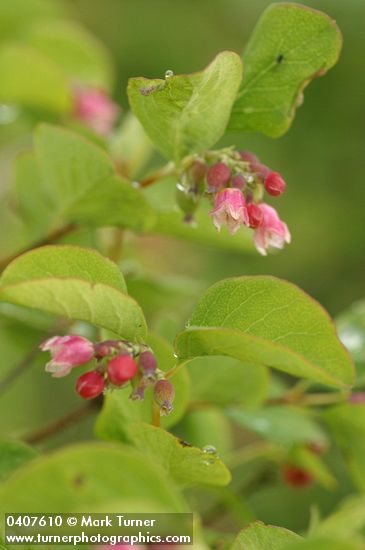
[34,124,155,232]
[128,51,243,162]
[0,45,71,112]
[25,20,114,89]
[324,404,365,491]
[0,245,127,292]
[189,356,269,409]
[0,245,147,341]
[129,423,231,487]
[313,495,365,541]
[229,3,342,137]
[0,443,186,514]
[227,406,328,448]
[230,521,301,550]
[176,276,354,388]
[0,441,37,482]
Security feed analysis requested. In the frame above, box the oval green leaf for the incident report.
[176,276,354,388]
[0,246,147,341]
[129,423,231,487]
[128,51,243,162]
[229,3,342,137]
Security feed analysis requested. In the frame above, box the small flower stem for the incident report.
[0,223,77,272]
[138,162,176,188]
[152,401,161,427]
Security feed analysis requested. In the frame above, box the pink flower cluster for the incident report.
[208,152,290,255]
[177,150,291,255]
[39,336,174,415]
[73,87,119,136]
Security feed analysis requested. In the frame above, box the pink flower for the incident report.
[253,203,291,255]
[40,335,95,378]
[210,188,249,234]
[74,87,119,136]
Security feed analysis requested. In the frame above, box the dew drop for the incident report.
[202,444,218,457]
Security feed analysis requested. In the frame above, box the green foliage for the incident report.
[0,441,37,482]
[188,355,269,409]
[0,245,147,341]
[230,521,301,550]
[0,45,71,112]
[176,276,354,388]
[24,20,113,89]
[129,423,231,487]
[2,124,155,261]
[229,3,342,137]
[227,406,327,448]
[128,51,242,162]
[0,443,186,514]
[325,404,365,491]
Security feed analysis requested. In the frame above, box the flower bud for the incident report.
[94,340,121,359]
[247,203,263,228]
[154,380,175,416]
[107,354,138,386]
[139,350,157,378]
[206,162,231,191]
[76,371,105,399]
[239,150,259,164]
[189,160,207,186]
[231,173,247,190]
[40,335,95,378]
[282,465,313,488]
[264,171,286,196]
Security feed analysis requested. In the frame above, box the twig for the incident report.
[0,223,77,271]
[24,400,99,445]
[138,162,175,188]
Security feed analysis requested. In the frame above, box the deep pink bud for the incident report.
[94,340,121,359]
[139,350,157,377]
[247,203,263,228]
[206,162,231,191]
[239,150,259,164]
[107,354,138,386]
[210,188,249,235]
[154,380,175,416]
[231,173,247,190]
[40,335,95,378]
[282,465,313,488]
[76,371,105,399]
[74,87,119,136]
[265,171,286,196]
[253,203,291,255]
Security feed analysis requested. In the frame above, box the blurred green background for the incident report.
[65,0,365,315]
